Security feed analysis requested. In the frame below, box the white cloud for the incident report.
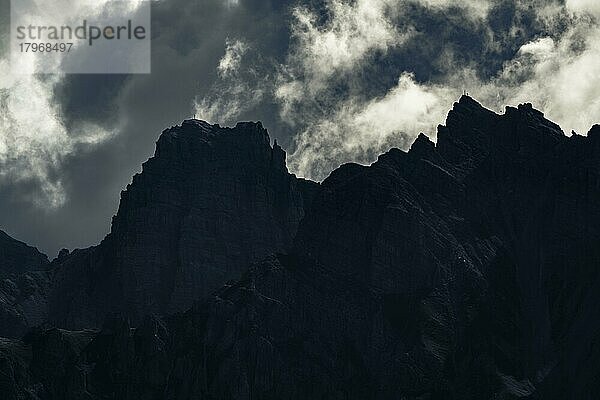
[218,39,248,78]
[194,82,264,125]
[290,0,401,76]
[413,0,492,19]
[276,0,408,119]
[289,74,453,179]
[0,0,139,207]
[566,0,600,17]
[518,37,556,58]
[502,26,600,135]
[194,39,263,124]
[224,0,239,8]
[0,62,111,208]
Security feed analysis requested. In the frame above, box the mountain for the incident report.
[1,97,600,399]
[46,120,318,328]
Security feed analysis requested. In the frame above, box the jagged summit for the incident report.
[47,119,318,329]
[409,132,436,156]
[431,95,573,177]
[454,95,553,125]
[159,119,268,145]
[181,118,215,129]
[447,95,564,138]
[458,93,483,106]
[179,118,266,132]
[146,119,286,185]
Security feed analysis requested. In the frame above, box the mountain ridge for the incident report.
[1,96,600,399]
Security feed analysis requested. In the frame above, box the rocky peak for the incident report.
[48,120,318,329]
[504,102,565,144]
[435,96,499,174]
[444,95,497,129]
[435,96,571,178]
[154,120,270,161]
[409,132,436,158]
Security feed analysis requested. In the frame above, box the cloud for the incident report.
[218,39,249,77]
[498,23,600,134]
[224,0,240,8]
[194,38,265,124]
[0,63,110,208]
[276,0,409,120]
[289,73,453,178]
[0,0,143,207]
[413,0,492,19]
[276,0,495,179]
[566,0,600,17]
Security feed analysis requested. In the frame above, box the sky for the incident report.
[0,0,599,256]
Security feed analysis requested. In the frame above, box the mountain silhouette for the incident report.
[1,96,599,399]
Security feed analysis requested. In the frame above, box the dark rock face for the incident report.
[0,230,48,277]
[47,120,318,329]
[1,98,600,399]
[1,256,377,400]
[0,271,52,339]
[289,97,600,398]
[0,231,50,338]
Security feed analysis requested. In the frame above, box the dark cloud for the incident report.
[53,75,128,131]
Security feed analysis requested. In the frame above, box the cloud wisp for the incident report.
[194,38,266,124]
[0,0,146,207]
[0,63,111,208]
[289,73,453,179]
[275,0,408,114]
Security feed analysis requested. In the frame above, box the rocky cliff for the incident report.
[0,231,48,277]
[0,231,50,338]
[46,120,317,328]
[1,97,600,399]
